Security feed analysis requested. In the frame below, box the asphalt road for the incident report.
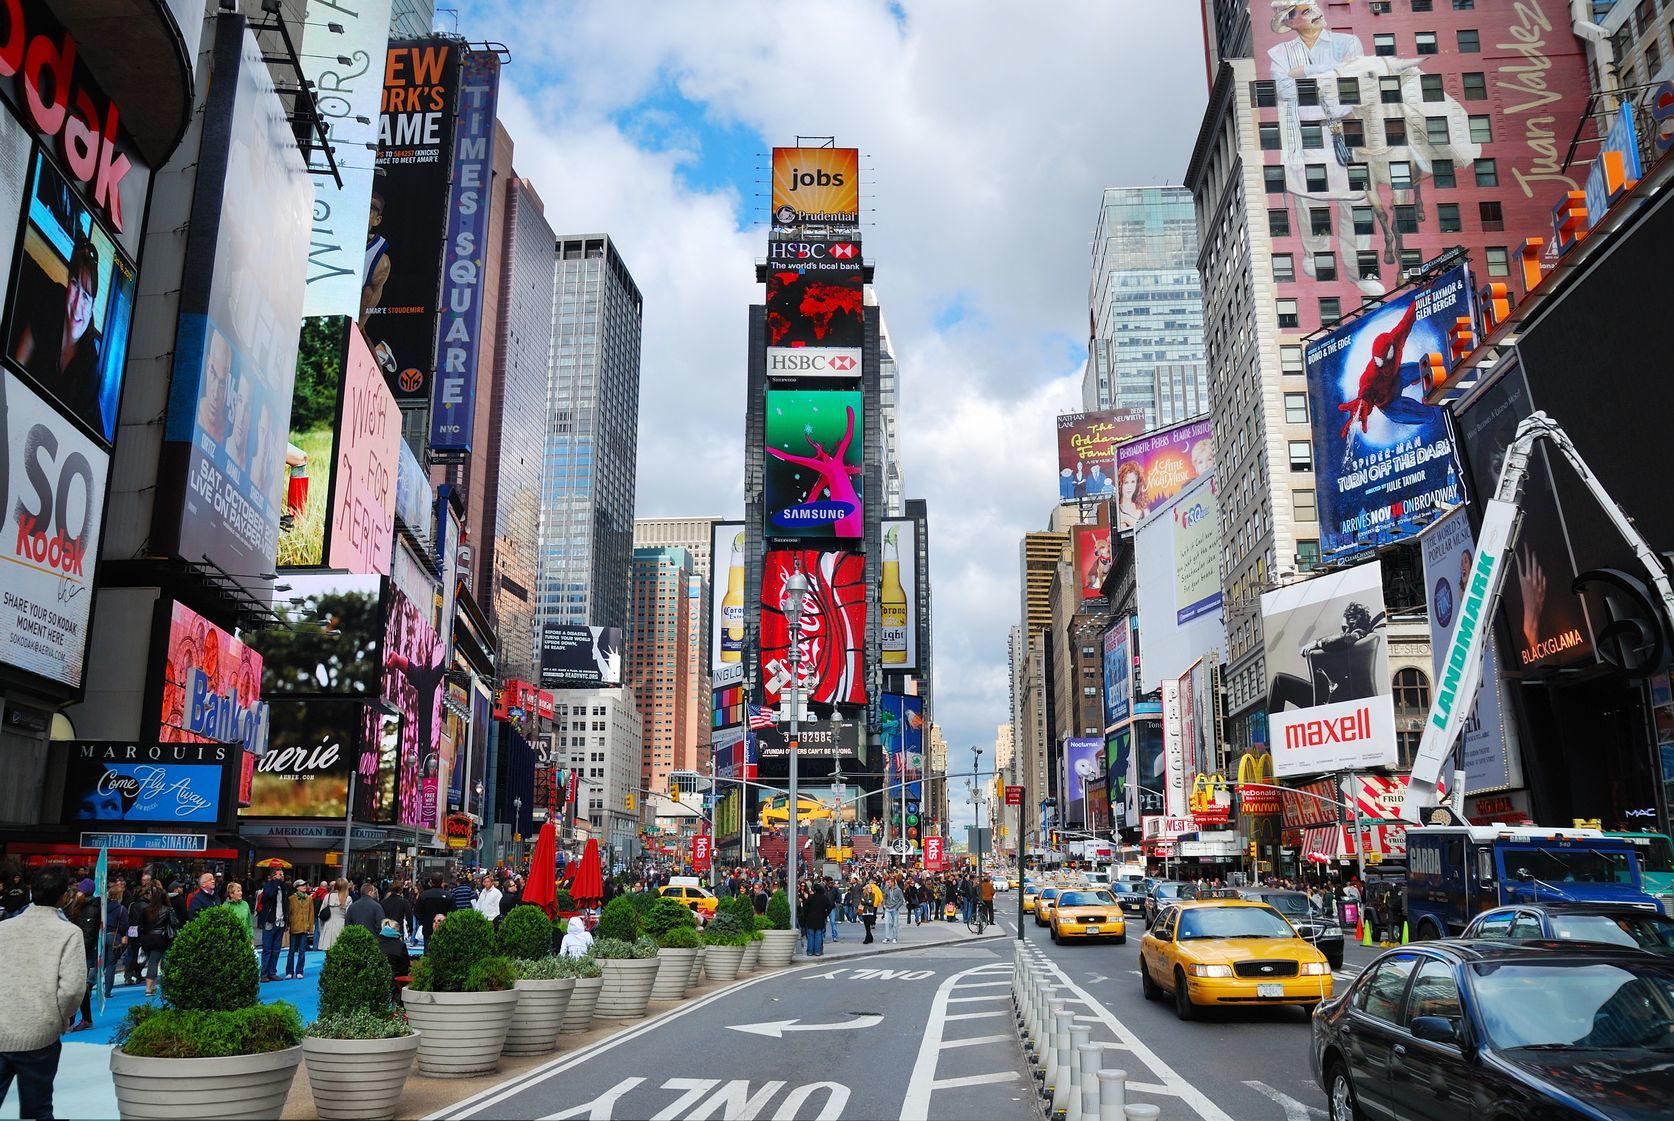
[436,940,1036,1121]
[997,898,1389,1121]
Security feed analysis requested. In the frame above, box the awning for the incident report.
[1301,825,1341,864]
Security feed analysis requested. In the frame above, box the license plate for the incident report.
[1257,983,1284,998]
[1082,925,1098,933]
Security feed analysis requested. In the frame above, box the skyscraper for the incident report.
[1082,186,1206,427]
[538,236,643,639]
[871,292,907,517]
[627,546,697,799]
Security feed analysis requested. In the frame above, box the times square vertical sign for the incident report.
[428,50,500,456]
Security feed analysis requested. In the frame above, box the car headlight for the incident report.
[1320,925,1342,936]
[1186,963,1234,978]
[1301,961,1331,976]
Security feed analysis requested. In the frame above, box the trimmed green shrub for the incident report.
[765,890,791,930]
[700,927,749,947]
[308,1010,411,1039]
[514,955,574,980]
[407,957,434,991]
[499,904,556,961]
[159,906,259,1013]
[658,925,700,949]
[587,937,638,960]
[640,897,696,940]
[633,935,659,958]
[705,910,745,942]
[753,914,772,932]
[595,896,640,943]
[316,925,392,1020]
[464,956,517,992]
[727,894,756,930]
[117,1003,302,1058]
[553,888,576,912]
[628,891,658,916]
[569,956,602,978]
[413,909,494,992]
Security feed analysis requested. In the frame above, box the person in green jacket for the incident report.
[224,880,254,946]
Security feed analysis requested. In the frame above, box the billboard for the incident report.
[62,741,233,826]
[277,318,344,566]
[540,625,623,688]
[299,0,395,318]
[0,370,109,688]
[364,38,461,403]
[1421,506,1521,794]
[1062,737,1102,826]
[1102,617,1132,731]
[383,583,445,830]
[1057,409,1146,502]
[429,49,501,453]
[243,697,360,818]
[755,719,861,760]
[760,549,866,707]
[771,147,860,228]
[1181,658,1216,804]
[394,437,434,545]
[709,521,746,688]
[1073,525,1113,609]
[764,258,863,376]
[158,19,312,603]
[1115,417,1214,533]
[158,601,269,757]
[880,518,919,670]
[327,325,398,573]
[6,148,138,445]
[249,573,383,696]
[881,693,924,779]
[763,389,863,538]
[1131,705,1166,817]
[357,704,401,825]
[1305,265,1469,557]
[1260,558,1396,777]
[1134,472,1223,690]
[1161,679,1187,817]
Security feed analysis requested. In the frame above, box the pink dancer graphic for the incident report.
[766,406,862,537]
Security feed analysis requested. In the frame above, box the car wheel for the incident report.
[1140,958,1160,1001]
[1050,926,1060,944]
[1326,1062,1361,1121]
[1114,934,1127,945]
[1173,970,1197,1021]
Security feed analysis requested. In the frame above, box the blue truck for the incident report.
[1405,824,1674,940]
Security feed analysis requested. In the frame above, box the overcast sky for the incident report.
[457,0,1210,832]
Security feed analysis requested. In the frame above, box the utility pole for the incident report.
[782,562,809,939]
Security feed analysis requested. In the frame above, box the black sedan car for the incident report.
[1461,903,1674,953]
[1143,881,1196,928]
[1111,885,1147,922]
[1311,940,1674,1121]
[1237,887,1345,969]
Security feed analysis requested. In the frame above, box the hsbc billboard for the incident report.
[765,239,863,380]
[765,239,862,274]
[767,350,859,376]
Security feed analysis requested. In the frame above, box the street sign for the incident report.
[691,834,712,871]
[1004,785,1023,806]
[923,835,945,870]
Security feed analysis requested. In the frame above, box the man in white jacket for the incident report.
[0,868,84,1121]
[473,874,503,923]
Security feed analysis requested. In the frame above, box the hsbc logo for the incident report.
[767,241,860,262]
[767,348,861,375]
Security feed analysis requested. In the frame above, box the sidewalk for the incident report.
[793,913,1000,961]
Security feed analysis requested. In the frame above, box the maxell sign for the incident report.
[1271,695,1396,778]
[766,347,862,377]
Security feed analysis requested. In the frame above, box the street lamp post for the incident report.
[782,562,810,939]
[972,746,984,918]
[512,797,522,867]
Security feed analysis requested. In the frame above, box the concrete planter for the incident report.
[503,977,576,1056]
[302,1033,419,1121]
[703,943,745,982]
[559,974,603,1034]
[739,939,760,973]
[652,947,697,1001]
[400,988,519,1077]
[594,955,661,1018]
[111,1044,302,1120]
[759,929,797,968]
[688,945,705,987]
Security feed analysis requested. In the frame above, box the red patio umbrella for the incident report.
[569,837,604,905]
[522,821,560,918]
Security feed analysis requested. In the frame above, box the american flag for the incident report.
[748,704,776,730]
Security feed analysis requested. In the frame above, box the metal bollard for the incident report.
[1044,1003,1068,1087]
[1032,983,1059,1056]
[1097,1069,1128,1121]
[1049,1009,1075,1116]
[1063,1026,1091,1121]
[1122,1105,1160,1121]
[1077,1043,1102,1121]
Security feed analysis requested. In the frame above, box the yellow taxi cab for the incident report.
[1022,882,1042,914]
[1138,896,1332,1021]
[1050,887,1126,944]
[1008,876,1021,890]
[659,878,719,918]
[1033,885,1065,927]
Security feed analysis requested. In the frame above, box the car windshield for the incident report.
[1472,961,1674,1050]
[1506,846,1637,885]
[1176,906,1295,941]
[1042,889,1060,900]
[1060,892,1115,907]
[1156,884,1191,899]
[1255,894,1309,917]
[1550,913,1674,952]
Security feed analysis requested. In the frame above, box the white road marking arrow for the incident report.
[1244,1080,1326,1121]
[1087,973,1110,985]
[728,1013,884,1038]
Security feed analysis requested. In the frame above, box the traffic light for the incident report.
[1249,840,1258,861]
[669,781,679,804]
[626,793,636,812]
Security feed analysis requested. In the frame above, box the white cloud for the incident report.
[462,0,1206,777]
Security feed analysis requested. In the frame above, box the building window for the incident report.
[1294,488,1317,521]
[1394,205,1419,233]
[1385,117,1408,146]
[1264,165,1287,193]
[1347,163,1370,190]
[1277,299,1299,328]
[1432,159,1455,188]
[1289,442,1313,472]
[1467,115,1492,144]
[1453,0,1474,9]
[1484,246,1509,276]
[1420,74,1444,102]
[1426,116,1450,145]
[1284,394,1309,424]
[1474,158,1498,187]
[1269,208,1291,237]
[1437,203,1461,232]
[1310,208,1332,236]
[1457,29,1480,52]
[1374,33,1396,56]
[1280,345,1304,374]
[1313,252,1337,280]
[1393,667,1432,710]
[1319,296,1342,325]
[1352,206,1375,235]
[1305,163,1328,192]
[1415,31,1438,54]
[1357,250,1381,280]
[1400,248,1423,272]
[1337,76,1361,104]
[1260,122,1282,150]
[1300,122,1324,149]
[1380,76,1403,104]
[1341,119,1365,148]
[1462,72,1487,100]
[1479,200,1504,231]
[1389,161,1413,190]
[1297,79,1320,107]
[1647,39,1664,77]
[1251,79,1277,107]
[1411,0,1433,9]
[1296,540,1321,570]
[1272,253,1295,282]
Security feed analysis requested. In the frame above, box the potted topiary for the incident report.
[558,956,602,1034]
[590,934,661,1018]
[110,906,304,1120]
[643,898,700,1001]
[759,889,796,967]
[498,905,574,1056]
[729,896,762,972]
[400,910,520,1077]
[699,911,748,982]
[301,926,417,1121]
